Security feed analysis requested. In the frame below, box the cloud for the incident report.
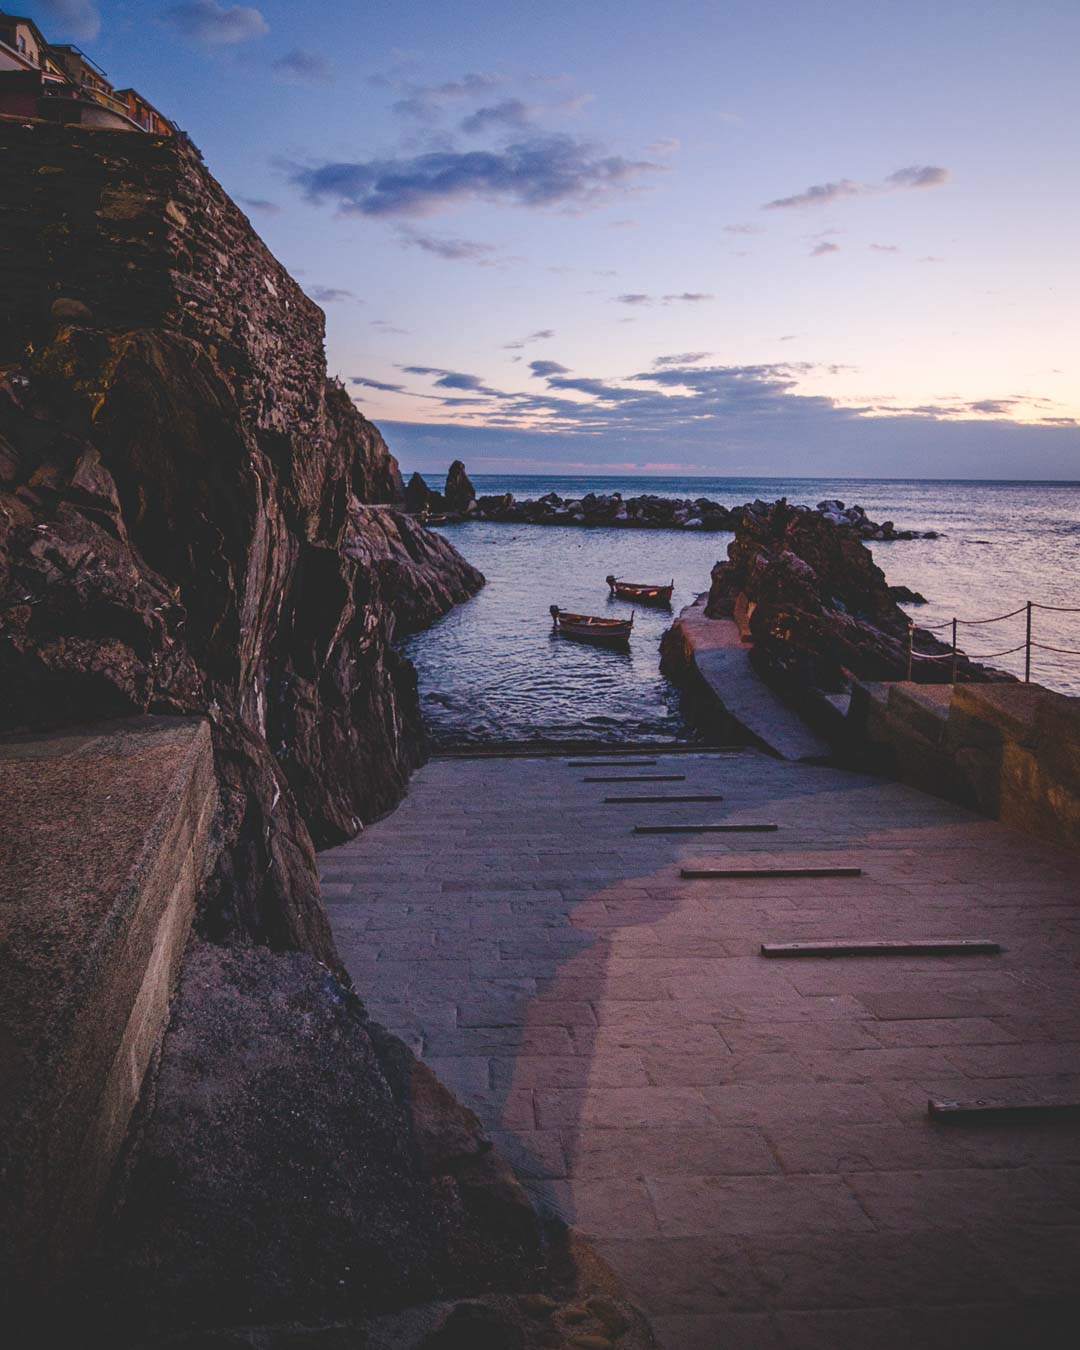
[289,136,660,218]
[37,1,100,39]
[401,366,505,396]
[461,99,532,134]
[653,352,711,367]
[647,137,680,156]
[239,196,280,214]
[504,330,555,349]
[764,164,948,210]
[391,72,503,121]
[810,241,840,257]
[887,165,948,189]
[376,356,1080,479]
[723,223,763,235]
[162,2,268,46]
[351,377,406,393]
[614,292,714,305]
[870,243,900,253]
[529,360,570,376]
[778,334,797,342]
[919,255,942,263]
[395,228,497,261]
[272,48,334,83]
[371,319,410,335]
[307,285,357,303]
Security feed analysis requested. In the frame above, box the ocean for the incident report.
[398,476,1080,746]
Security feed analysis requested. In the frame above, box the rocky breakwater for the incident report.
[406,462,935,540]
[687,498,1010,705]
[0,122,653,1349]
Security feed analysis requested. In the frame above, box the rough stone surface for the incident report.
[0,716,218,1296]
[79,940,652,1350]
[320,749,1080,1350]
[344,506,485,637]
[0,120,482,962]
[703,500,1012,698]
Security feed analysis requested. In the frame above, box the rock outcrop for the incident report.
[0,121,482,964]
[704,499,1011,695]
[444,458,477,513]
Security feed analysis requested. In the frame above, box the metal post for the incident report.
[906,621,913,682]
[951,618,958,684]
[1025,601,1032,683]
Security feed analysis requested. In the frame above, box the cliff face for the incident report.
[0,121,480,963]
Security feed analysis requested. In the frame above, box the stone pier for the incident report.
[322,748,1080,1349]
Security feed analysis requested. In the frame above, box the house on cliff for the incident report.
[0,12,172,133]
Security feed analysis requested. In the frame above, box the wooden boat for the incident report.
[550,605,633,645]
[606,575,674,606]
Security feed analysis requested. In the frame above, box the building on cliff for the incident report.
[0,12,172,133]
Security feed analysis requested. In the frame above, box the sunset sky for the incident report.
[33,0,1080,477]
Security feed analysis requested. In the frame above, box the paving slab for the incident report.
[322,748,1080,1350]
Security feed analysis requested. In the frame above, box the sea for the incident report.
[397,475,1080,747]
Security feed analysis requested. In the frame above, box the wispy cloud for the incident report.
[289,136,661,217]
[504,330,555,350]
[395,228,498,261]
[351,377,407,393]
[653,352,712,367]
[614,292,715,305]
[307,285,357,303]
[162,2,268,46]
[461,98,532,134]
[810,241,840,257]
[529,359,570,376]
[764,164,948,210]
[390,72,503,121]
[723,223,764,235]
[401,365,506,396]
[647,137,681,156]
[272,48,334,83]
[869,242,900,253]
[239,196,280,214]
[37,0,100,40]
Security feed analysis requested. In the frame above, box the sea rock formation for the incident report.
[0,120,483,963]
[409,470,936,540]
[704,499,1011,694]
[444,458,477,513]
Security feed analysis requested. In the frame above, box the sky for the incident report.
[29,0,1080,478]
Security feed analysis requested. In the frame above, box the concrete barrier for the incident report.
[0,715,219,1291]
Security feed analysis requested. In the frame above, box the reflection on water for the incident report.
[400,477,1080,746]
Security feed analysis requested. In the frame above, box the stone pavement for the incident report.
[321,749,1080,1349]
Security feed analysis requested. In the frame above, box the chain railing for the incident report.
[906,601,1080,683]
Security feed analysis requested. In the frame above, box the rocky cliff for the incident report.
[0,120,482,964]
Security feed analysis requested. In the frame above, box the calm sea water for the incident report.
[399,476,1080,746]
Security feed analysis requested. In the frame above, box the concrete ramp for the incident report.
[670,594,832,761]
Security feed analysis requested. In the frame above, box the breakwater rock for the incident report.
[705,499,1010,694]
[409,466,936,540]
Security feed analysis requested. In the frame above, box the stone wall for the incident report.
[847,681,1080,850]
